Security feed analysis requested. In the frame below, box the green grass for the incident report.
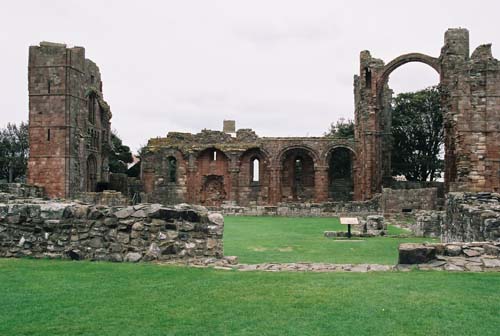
[224,216,437,264]
[0,259,499,336]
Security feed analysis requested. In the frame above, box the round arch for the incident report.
[276,145,321,168]
[324,144,357,164]
[195,146,229,160]
[373,52,443,189]
[238,147,270,162]
[376,53,440,98]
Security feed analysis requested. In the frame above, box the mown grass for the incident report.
[224,216,437,264]
[0,259,499,336]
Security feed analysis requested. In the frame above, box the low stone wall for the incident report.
[75,191,129,207]
[443,192,500,242]
[381,188,437,213]
[390,181,445,198]
[0,197,224,262]
[398,242,500,271]
[217,196,381,217]
[0,183,44,199]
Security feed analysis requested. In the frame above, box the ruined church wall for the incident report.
[381,188,438,213]
[142,131,357,206]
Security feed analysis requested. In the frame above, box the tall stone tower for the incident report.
[27,42,112,199]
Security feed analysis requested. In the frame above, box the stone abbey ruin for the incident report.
[1,28,499,268]
[26,29,500,206]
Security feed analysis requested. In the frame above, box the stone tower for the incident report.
[27,42,112,198]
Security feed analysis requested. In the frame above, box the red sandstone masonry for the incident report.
[28,42,112,199]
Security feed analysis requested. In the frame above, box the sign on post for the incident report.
[339,217,359,239]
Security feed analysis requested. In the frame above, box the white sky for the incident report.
[1,0,499,152]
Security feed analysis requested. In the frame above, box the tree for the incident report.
[324,118,354,138]
[107,130,133,174]
[0,122,29,182]
[391,86,444,181]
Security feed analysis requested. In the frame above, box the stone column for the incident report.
[314,165,329,202]
[268,166,281,205]
[186,154,198,204]
[227,154,240,204]
[228,168,240,204]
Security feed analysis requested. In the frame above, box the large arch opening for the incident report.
[376,54,445,187]
[280,147,316,202]
[327,147,355,201]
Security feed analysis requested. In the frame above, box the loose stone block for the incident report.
[398,243,436,264]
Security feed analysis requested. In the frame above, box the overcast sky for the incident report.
[1,0,499,152]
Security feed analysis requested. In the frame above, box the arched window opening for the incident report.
[213,150,217,161]
[251,158,260,182]
[168,157,177,183]
[294,157,304,186]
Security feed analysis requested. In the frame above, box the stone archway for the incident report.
[376,53,440,96]
[327,146,356,201]
[376,53,441,187]
[354,48,449,200]
[279,147,318,202]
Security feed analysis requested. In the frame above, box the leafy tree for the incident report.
[324,118,354,138]
[107,130,133,174]
[0,122,29,182]
[391,86,444,181]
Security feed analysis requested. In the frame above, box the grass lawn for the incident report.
[0,259,499,336]
[224,216,437,264]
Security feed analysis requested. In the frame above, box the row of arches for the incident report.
[155,145,356,206]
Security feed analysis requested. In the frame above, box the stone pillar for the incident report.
[268,166,281,205]
[186,153,198,204]
[228,168,240,204]
[227,154,240,204]
[314,166,329,202]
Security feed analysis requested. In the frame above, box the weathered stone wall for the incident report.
[28,42,112,199]
[0,195,223,262]
[216,196,380,217]
[142,124,358,207]
[412,210,444,238]
[443,192,500,243]
[0,183,44,199]
[390,181,445,198]
[381,188,438,213]
[108,173,144,202]
[74,191,129,207]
